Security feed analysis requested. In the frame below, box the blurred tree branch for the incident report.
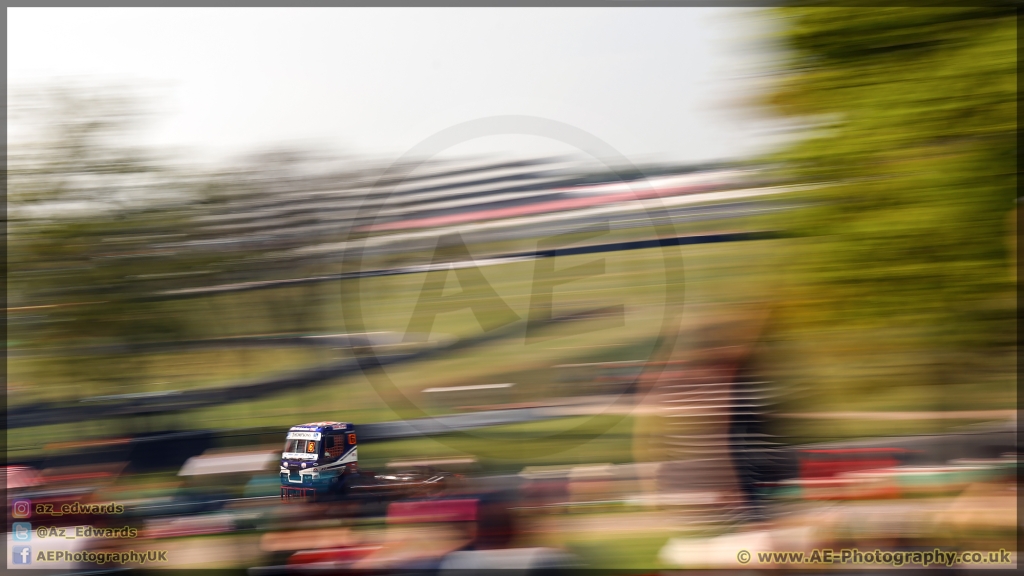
[758,7,1016,400]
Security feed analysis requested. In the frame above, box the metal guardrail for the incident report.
[6,307,613,429]
[8,230,779,430]
[6,407,562,472]
[358,407,555,441]
[142,230,779,300]
[7,332,396,358]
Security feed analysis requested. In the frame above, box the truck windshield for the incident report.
[283,439,320,455]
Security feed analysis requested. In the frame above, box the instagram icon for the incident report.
[12,500,32,519]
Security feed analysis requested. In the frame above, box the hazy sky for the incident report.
[8,8,781,166]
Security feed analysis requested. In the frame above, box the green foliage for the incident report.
[7,87,320,398]
[9,88,184,342]
[759,8,1016,394]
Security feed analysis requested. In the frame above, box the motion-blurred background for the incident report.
[6,7,1017,572]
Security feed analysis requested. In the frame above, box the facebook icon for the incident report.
[13,545,32,565]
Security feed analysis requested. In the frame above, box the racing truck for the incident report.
[279,421,458,501]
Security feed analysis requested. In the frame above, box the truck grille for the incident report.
[281,486,317,501]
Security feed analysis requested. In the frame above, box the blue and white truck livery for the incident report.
[280,421,460,501]
[280,421,359,499]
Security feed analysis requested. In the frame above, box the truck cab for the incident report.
[280,421,358,499]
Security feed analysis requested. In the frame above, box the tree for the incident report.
[6,85,356,401]
[7,85,223,401]
[757,8,1016,411]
